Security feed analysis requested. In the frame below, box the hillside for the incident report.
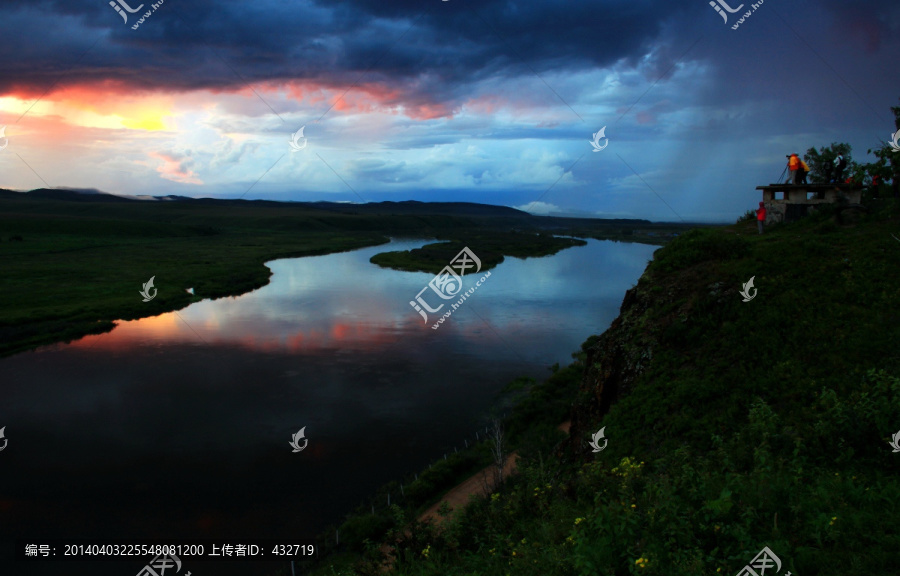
[304,198,900,576]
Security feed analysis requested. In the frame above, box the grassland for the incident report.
[286,197,900,576]
[0,190,688,357]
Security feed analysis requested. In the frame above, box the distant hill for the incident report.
[0,188,662,224]
[0,188,133,203]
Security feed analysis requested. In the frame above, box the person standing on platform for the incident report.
[799,159,810,184]
[787,153,801,184]
[756,201,767,235]
[833,154,847,183]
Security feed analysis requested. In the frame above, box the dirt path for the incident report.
[418,453,520,525]
[379,421,572,572]
[417,421,571,526]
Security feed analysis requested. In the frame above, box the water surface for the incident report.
[0,238,657,575]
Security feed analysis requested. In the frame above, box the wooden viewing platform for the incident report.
[756,183,863,224]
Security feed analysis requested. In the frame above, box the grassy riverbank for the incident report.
[288,198,900,576]
[0,190,686,357]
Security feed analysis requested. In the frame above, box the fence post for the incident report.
[465,439,468,448]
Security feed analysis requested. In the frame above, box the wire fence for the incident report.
[333,415,511,547]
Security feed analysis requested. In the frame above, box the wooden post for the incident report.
[465,439,468,448]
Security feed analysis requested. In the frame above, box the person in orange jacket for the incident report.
[787,153,801,184]
[799,159,810,184]
[756,201,767,234]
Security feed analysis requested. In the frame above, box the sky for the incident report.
[0,0,897,222]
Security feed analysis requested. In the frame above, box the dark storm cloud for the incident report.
[0,0,696,103]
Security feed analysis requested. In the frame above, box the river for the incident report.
[0,237,657,575]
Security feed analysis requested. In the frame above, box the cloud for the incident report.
[516,201,561,215]
[149,150,203,185]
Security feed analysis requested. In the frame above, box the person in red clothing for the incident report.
[756,201,767,235]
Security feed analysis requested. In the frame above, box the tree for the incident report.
[865,98,900,197]
[488,418,507,488]
[804,142,856,183]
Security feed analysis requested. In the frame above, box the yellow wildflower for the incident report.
[574,517,584,525]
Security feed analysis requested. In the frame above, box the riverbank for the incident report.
[418,421,571,527]
[1,190,687,357]
[294,199,900,576]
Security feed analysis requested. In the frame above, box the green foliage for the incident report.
[338,514,394,552]
[804,142,855,183]
[737,210,756,224]
[374,375,900,576]
[405,449,488,508]
[368,232,586,274]
[649,228,749,273]
[865,99,900,193]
